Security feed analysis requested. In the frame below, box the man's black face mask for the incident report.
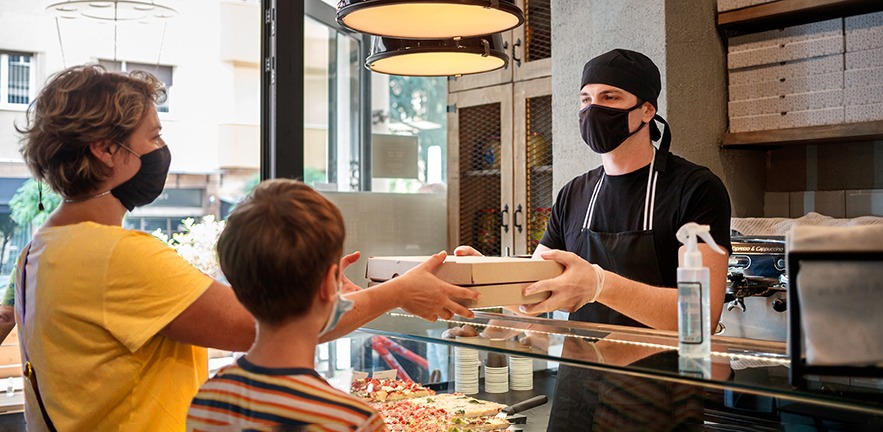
[579,101,647,154]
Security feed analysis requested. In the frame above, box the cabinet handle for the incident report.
[501,204,510,233]
[512,38,522,67]
[514,204,523,233]
[502,41,510,69]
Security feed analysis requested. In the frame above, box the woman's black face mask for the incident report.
[578,101,647,154]
[111,144,172,211]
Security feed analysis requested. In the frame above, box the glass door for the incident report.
[303,16,363,191]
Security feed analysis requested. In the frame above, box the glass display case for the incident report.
[345,310,883,431]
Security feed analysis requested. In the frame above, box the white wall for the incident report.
[550,0,667,196]
[322,191,448,288]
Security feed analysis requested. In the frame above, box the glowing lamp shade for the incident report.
[367,34,509,76]
[337,0,524,39]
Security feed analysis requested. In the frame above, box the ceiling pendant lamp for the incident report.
[337,0,524,39]
[46,1,178,23]
[366,34,508,76]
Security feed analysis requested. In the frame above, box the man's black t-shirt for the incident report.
[540,151,732,293]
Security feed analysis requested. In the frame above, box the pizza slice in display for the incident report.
[351,377,436,402]
[377,393,510,431]
[352,378,513,430]
[370,401,451,432]
[446,414,510,431]
[371,398,510,431]
[405,393,507,418]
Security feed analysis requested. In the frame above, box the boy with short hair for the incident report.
[187,179,387,431]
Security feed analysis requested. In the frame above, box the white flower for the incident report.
[153,215,226,278]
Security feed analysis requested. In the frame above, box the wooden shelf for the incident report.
[718,1,883,149]
[718,0,883,33]
[721,120,883,148]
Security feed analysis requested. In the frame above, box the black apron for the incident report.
[550,134,690,432]
[570,146,670,326]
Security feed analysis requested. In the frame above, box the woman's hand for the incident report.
[519,249,600,315]
[0,305,15,344]
[394,251,479,321]
[339,251,363,294]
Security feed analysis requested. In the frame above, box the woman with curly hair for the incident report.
[13,64,476,431]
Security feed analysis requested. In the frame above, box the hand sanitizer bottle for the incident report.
[676,222,726,359]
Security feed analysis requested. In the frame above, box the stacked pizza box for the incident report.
[727,19,845,133]
[844,11,883,123]
[351,377,510,431]
[366,256,564,308]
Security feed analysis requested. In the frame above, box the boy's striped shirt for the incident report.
[188,357,387,432]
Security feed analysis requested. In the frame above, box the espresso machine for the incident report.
[719,236,788,341]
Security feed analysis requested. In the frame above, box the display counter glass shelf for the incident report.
[346,310,883,430]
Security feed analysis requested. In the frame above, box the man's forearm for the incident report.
[597,265,726,332]
[597,272,680,330]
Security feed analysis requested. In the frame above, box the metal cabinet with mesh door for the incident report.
[448,0,552,93]
[447,77,552,257]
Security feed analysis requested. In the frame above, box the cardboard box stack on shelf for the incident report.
[366,256,563,308]
[727,19,845,133]
[844,11,883,123]
[717,0,779,13]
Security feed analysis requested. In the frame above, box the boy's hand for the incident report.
[339,251,363,294]
[398,251,479,321]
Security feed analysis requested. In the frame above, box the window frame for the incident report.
[0,52,36,111]
[261,0,372,190]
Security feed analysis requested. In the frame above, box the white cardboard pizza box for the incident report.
[366,255,563,285]
[460,282,550,308]
[845,11,883,52]
[369,281,550,308]
[366,255,561,308]
[728,54,842,87]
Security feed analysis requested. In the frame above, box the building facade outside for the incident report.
[0,0,263,269]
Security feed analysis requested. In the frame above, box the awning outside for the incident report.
[0,178,27,214]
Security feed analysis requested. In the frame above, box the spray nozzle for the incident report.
[676,222,726,268]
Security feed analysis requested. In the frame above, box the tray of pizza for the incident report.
[404,393,507,418]
[372,399,510,431]
[351,377,548,430]
[351,377,435,402]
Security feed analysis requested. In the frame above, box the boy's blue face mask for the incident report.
[318,279,354,337]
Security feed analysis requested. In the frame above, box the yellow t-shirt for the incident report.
[15,222,213,431]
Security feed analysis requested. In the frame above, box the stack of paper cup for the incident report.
[509,355,533,391]
[484,364,509,393]
[454,339,479,394]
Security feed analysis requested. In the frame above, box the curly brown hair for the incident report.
[16,64,166,198]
